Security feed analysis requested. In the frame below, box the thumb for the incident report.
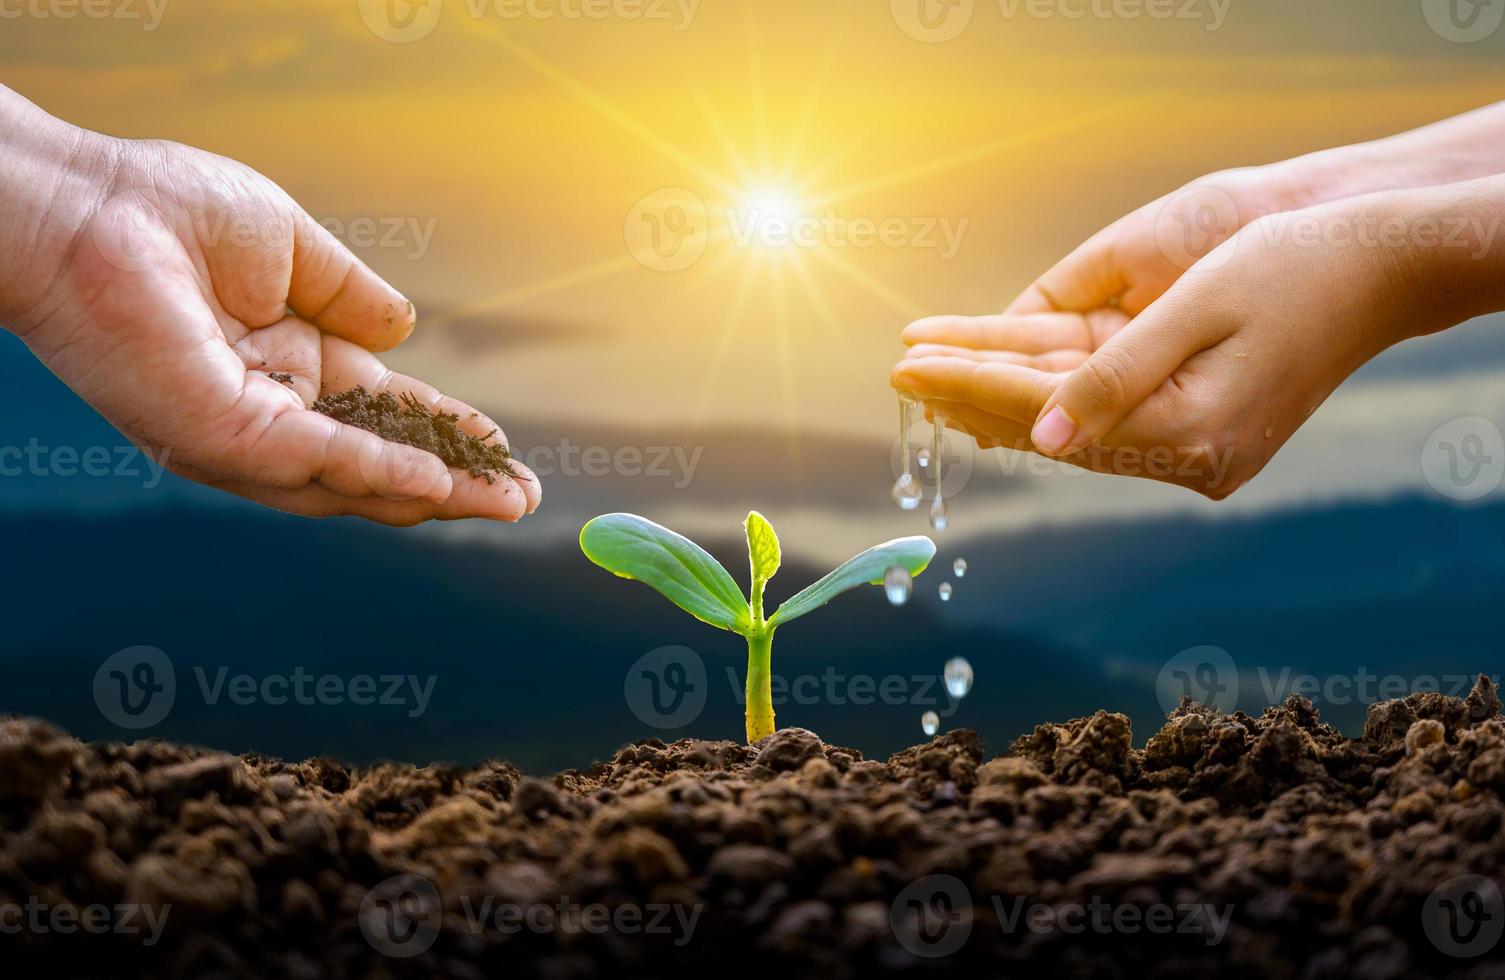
[1029,288,1229,457]
[287,209,416,353]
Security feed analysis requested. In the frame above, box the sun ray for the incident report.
[787,256,853,354]
[824,101,1145,207]
[463,17,739,199]
[425,252,643,329]
[743,0,773,179]
[770,260,803,480]
[777,0,853,189]
[688,84,756,191]
[690,252,764,428]
[808,247,926,321]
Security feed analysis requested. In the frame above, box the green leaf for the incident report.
[580,514,752,634]
[769,536,936,627]
[744,510,781,594]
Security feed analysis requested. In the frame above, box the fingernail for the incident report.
[1031,406,1077,455]
[423,471,454,504]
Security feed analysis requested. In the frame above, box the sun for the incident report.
[741,188,804,227]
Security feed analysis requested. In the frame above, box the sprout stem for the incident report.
[744,628,775,743]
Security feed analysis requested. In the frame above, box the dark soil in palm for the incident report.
[312,386,520,483]
[5,679,1505,979]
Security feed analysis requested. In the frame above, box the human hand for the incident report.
[893,181,1505,498]
[0,88,539,525]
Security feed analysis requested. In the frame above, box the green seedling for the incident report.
[580,512,935,743]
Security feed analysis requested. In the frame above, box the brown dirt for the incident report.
[312,386,521,484]
[4,679,1505,978]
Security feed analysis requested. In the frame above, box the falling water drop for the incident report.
[883,565,913,606]
[921,711,940,737]
[938,582,953,602]
[893,473,922,511]
[893,394,922,511]
[928,415,948,530]
[916,447,931,471]
[944,657,974,699]
[953,558,968,578]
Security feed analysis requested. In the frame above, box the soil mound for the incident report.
[4,678,1504,977]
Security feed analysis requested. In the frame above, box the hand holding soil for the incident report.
[894,101,1505,498]
[0,84,539,525]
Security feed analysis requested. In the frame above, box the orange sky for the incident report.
[4,0,1505,557]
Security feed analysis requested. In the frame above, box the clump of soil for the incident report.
[313,386,521,484]
[4,679,1505,978]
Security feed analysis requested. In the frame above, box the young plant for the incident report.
[580,512,935,743]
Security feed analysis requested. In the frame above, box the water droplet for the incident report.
[921,711,940,736]
[938,582,953,602]
[953,558,967,578]
[928,495,949,531]
[883,565,912,606]
[916,447,931,470]
[944,657,973,699]
[892,473,922,511]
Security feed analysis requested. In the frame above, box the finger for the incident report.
[1030,288,1232,457]
[904,343,1089,373]
[319,335,541,516]
[902,312,1095,354]
[210,459,530,524]
[920,400,1035,452]
[287,209,415,353]
[252,407,454,503]
[1004,227,1126,315]
[891,355,1061,424]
